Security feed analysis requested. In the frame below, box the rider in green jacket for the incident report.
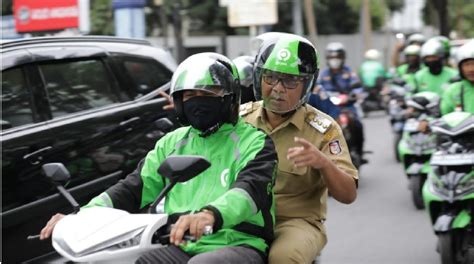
[412,38,458,96]
[441,40,474,115]
[40,53,278,263]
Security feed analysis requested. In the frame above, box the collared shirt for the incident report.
[241,101,358,223]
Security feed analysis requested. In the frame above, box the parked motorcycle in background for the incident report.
[423,111,474,264]
[397,92,440,209]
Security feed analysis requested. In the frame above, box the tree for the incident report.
[423,0,474,38]
[90,0,114,35]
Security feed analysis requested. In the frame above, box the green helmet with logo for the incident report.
[170,52,240,125]
[253,34,320,113]
[456,39,474,79]
[420,38,445,59]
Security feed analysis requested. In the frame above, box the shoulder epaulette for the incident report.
[239,102,258,117]
[305,110,332,134]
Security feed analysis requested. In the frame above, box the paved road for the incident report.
[320,111,440,264]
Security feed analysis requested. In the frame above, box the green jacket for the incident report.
[85,118,278,256]
[441,79,474,115]
[359,60,386,88]
[413,67,458,96]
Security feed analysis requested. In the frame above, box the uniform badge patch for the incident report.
[329,140,342,155]
[306,113,332,134]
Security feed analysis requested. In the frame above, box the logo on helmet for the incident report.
[277,48,291,62]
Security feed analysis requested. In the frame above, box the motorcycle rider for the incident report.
[317,42,365,158]
[441,39,474,115]
[359,49,387,110]
[391,33,426,67]
[411,38,458,96]
[240,33,358,264]
[40,53,278,263]
[396,44,422,86]
[233,55,256,104]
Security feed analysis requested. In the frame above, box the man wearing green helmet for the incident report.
[412,38,458,96]
[441,39,474,115]
[240,33,358,263]
[39,53,278,263]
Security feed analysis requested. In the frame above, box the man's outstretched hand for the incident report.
[159,91,175,110]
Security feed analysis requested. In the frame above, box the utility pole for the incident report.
[172,1,186,62]
[292,0,303,36]
[361,0,372,52]
[303,0,317,45]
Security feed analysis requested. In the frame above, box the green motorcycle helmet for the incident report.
[253,34,320,113]
[420,39,445,60]
[406,91,441,117]
[170,52,241,126]
[456,39,474,79]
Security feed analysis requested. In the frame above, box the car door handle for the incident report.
[119,117,141,128]
[23,146,53,165]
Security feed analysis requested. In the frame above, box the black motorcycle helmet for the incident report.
[233,55,256,104]
[170,52,241,127]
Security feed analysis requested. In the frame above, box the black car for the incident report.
[1,36,178,263]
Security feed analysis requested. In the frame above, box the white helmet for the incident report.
[364,49,381,60]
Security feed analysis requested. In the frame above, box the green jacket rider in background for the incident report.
[412,38,458,96]
[40,53,278,263]
[396,44,423,87]
[359,49,387,89]
[441,39,474,115]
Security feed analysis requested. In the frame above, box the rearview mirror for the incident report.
[42,163,71,185]
[158,155,211,183]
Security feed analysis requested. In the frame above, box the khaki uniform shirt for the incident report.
[240,101,358,223]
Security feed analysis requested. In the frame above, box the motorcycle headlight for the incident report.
[455,171,474,195]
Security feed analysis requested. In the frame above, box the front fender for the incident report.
[434,210,471,232]
[433,214,455,232]
[406,163,424,175]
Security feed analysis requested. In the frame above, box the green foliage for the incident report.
[90,0,114,35]
[423,0,474,38]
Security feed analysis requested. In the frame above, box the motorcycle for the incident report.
[385,79,408,162]
[423,111,474,264]
[39,155,211,263]
[328,91,368,169]
[397,115,437,209]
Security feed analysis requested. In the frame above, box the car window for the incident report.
[1,67,34,129]
[39,59,119,118]
[122,57,172,98]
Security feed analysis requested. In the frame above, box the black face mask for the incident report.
[183,96,224,133]
[425,60,443,75]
